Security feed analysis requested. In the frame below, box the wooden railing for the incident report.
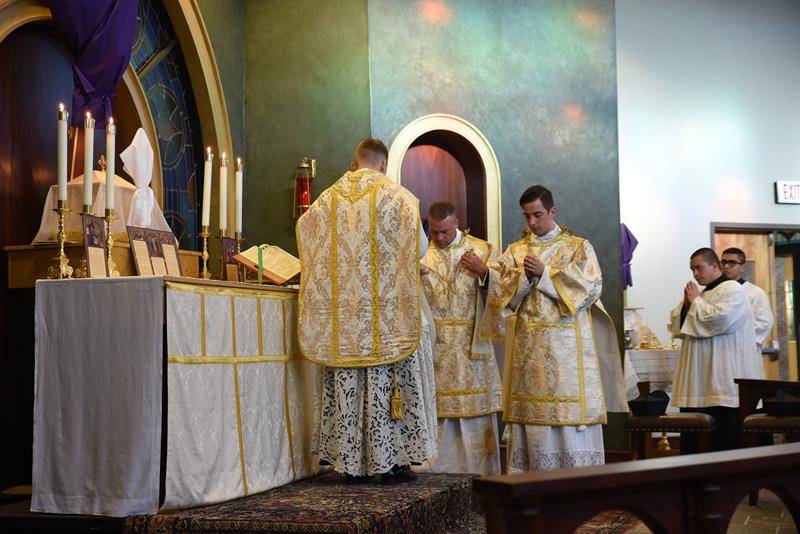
[474,443,800,533]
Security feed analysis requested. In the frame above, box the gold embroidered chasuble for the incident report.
[296,168,421,368]
[482,228,612,426]
[421,232,503,418]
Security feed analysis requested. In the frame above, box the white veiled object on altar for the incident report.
[32,130,171,244]
[122,128,159,229]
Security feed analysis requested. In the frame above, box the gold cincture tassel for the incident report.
[484,421,497,454]
[390,364,404,420]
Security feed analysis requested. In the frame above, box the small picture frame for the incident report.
[126,226,182,277]
[221,237,240,282]
[81,214,109,278]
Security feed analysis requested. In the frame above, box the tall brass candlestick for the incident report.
[200,225,211,279]
[218,229,226,277]
[105,208,119,276]
[235,231,243,281]
[73,202,92,278]
[47,200,73,279]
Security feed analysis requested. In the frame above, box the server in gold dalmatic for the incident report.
[419,201,503,475]
[482,185,626,472]
[296,138,437,480]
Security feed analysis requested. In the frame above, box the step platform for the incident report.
[125,472,476,533]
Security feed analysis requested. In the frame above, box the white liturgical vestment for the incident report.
[742,281,773,349]
[669,279,765,408]
[296,168,438,476]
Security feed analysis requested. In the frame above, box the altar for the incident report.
[31,276,318,517]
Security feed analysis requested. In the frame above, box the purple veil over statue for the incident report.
[621,223,638,289]
[49,0,138,128]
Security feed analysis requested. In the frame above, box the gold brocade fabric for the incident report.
[483,230,607,426]
[421,234,503,418]
[296,168,421,368]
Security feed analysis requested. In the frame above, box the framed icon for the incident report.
[81,214,109,278]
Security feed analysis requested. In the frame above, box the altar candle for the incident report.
[57,104,68,202]
[219,152,228,232]
[83,112,95,209]
[106,117,116,210]
[201,147,213,228]
[235,157,243,233]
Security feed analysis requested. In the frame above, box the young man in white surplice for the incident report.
[669,248,765,451]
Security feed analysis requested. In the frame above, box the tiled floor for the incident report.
[627,490,798,533]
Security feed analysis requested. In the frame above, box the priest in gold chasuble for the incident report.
[296,138,437,479]
[419,202,503,476]
[482,185,626,472]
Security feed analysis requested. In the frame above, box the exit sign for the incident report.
[775,181,800,204]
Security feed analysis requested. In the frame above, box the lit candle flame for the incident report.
[207,146,212,154]
[221,152,227,159]
[109,117,114,125]
[58,103,65,112]
[86,111,92,119]
[237,157,242,166]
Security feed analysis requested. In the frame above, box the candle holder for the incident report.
[218,229,226,277]
[47,200,73,279]
[235,231,244,281]
[73,204,92,278]
[105,208,120,277]
[200,225,211,279]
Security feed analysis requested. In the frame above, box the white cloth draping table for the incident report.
[32,276,318,517]
[623,348,680,400]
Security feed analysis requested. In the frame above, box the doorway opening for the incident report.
[712,222,800,381]
[400,130,486,239]
[386,113,502,248]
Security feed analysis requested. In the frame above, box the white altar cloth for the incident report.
[32,277,317,517]
[623,348,680,399]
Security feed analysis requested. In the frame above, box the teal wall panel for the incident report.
[368,0,623,335]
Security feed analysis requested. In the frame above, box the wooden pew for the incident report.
[474,443,800,534]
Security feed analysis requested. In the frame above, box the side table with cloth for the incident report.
[32,277,318,517]
[623,348,679,400]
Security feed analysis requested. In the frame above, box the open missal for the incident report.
[234,245,300,285]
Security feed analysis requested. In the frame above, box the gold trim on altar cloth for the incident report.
[165,280,296,300]
[230,297,250,496]
[168,355,293,364]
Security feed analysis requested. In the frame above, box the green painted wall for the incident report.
[197,0,245,159]
[243,0,371,253]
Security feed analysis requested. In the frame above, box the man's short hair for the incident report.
[691,247,720,267]
[354,138,388,164]
[519,185,554,210]
[428,201,456,221]
[722,247,746,263]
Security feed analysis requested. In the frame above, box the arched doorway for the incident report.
[401,130,486,239]
[387,114,502,248]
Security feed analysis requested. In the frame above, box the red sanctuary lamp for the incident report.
[293,157,315,217]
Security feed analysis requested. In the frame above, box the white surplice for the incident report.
[669,279,765,408]
[742,281,773,349]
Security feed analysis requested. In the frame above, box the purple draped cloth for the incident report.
[621,223,638,289]
[50,0,138,128]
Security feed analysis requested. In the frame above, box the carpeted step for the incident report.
[126,472,475,534]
